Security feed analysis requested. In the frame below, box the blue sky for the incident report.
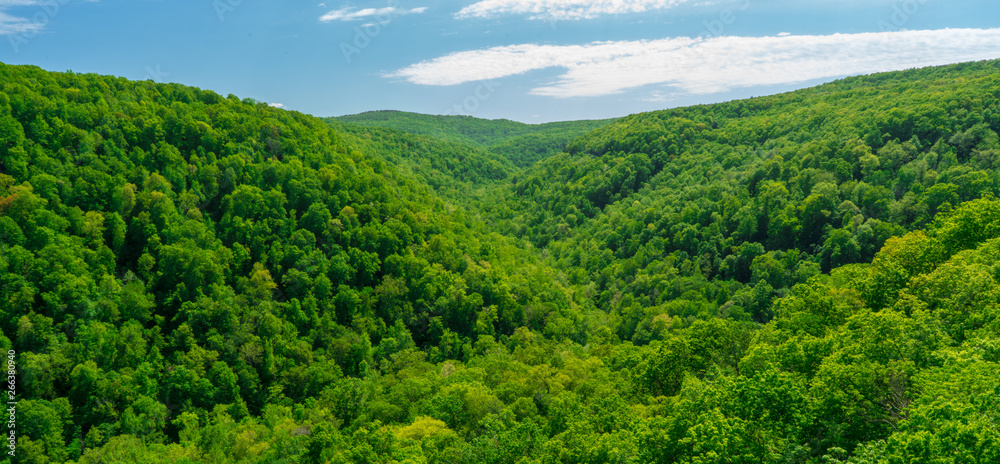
[1,0,998,123]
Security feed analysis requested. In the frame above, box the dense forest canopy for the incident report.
[1,59,999,464]
[331,111,616,169]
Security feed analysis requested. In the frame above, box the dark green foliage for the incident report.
[333,110,613,154]
[3,59,1000,463]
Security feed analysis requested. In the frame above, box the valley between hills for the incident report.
[1,59,999,463]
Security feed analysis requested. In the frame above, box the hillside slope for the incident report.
[2,60,999,464]
[332,110,615,167]
[496,59,1000,328]
[0,62,586,463]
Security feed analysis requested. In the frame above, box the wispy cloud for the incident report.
[455,0,702,20]
[0,0,43,6]
[387,28,1000,98]
[0,10,41,36]
[0,0,99,37]
[320,5,427,22]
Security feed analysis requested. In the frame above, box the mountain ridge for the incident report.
[1,58,999,463]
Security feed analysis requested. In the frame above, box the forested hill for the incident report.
[331,111,615,168]
[496,59,1000,324]
[0,62,579,463]
[2,59,1000,464]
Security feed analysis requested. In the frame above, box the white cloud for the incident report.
[0,0,100,37]
[0,10,43,35]
[320,6,427,22]
[269,103,286,108]
[387,28,1000,98]
[455,0,703,20]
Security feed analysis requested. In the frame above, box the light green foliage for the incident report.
[2,60,1000,463]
